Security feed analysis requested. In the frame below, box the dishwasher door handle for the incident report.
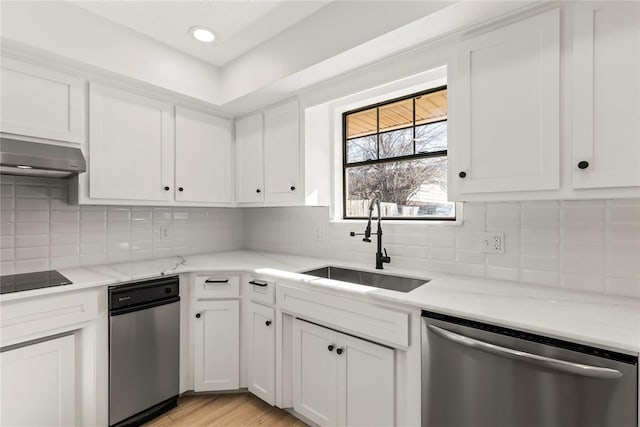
[427,325,623,380]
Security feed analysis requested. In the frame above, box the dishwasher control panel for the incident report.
[109,276,179,311]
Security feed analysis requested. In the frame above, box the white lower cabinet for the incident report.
[193,300,240,391]
[292,319,394,427]
[247,302,276,405]
[0,334,76,426]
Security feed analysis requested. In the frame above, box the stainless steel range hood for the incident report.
[0,138,86,178]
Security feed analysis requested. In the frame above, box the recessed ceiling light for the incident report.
[16,165,32,169]
[189,26,215,43]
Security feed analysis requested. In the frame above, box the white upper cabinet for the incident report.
[264,99,300,203]
[175,107,233,203]
[88,83,174,202]
[453,9,560,195]
[572,1,640,189]
[85,84,234,206]
[1,58,85,143]
[235,113,265,202]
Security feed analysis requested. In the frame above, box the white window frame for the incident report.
[325,65,462,224]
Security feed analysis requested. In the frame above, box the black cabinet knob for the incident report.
[164,186,170,191]
[265,320,272,326]
[290,186,296,191]
[328,345,335,352]
[458,171,467,178]
[178,187,184,192]
[256,189,261,193]
[164,287,172,294]
[336,347,344,355]
[195,313,201,319]
[578,161,589,170]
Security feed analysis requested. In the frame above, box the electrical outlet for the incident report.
[160,226,170,240]
[314,227,327,241]
[479,232,504,254]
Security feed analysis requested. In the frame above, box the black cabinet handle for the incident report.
[195,313,201,319]
[164,186,170,191]
[256,189,261,193]
[328,345,335,352]
[578,161,589,170]
[265,320,272,326]
[336,347,344,355]
[249,280,268,287]
[290,186,296,191]
[458,171,467,178]
[205,278,229,284]
[178,187,184,192]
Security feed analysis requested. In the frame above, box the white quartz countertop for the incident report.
[2,250,639,355]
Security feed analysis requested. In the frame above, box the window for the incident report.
[342,86,454,220]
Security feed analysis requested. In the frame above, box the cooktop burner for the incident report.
[0,270,73,295]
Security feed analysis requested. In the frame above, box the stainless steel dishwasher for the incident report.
[109,276,180,427]
[422,311,638,427]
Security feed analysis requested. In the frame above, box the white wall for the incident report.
[220,1,450,103]
[0,1,220,105]
[243,201,640,299]
[0,175,243,275]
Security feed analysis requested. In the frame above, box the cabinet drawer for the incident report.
[245,276,275,305]
[193,274,240,299]
[278,283,409,349]
[1,290,98,347]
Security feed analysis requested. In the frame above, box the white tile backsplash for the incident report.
[0,175,243,274]
[2,175,638,299]
[243,201,640,298]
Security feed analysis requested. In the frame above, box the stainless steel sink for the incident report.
[301,266,429,293]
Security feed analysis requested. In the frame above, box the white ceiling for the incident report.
[70,0,333,67]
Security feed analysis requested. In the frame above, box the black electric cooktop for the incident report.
[0,270,73,295]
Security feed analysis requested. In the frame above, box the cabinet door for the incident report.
[573,2,640,189]
[193,300,239,391]
[293,319,338,426]
[1,334,75,426]
[338,333,394,427]
[454,9,560,194]
[247,302,276,405]
[264,100,300,203]
[1,58,84,143]
[89,83,174,202]
[236,113,265,202]
[175,107,233,203]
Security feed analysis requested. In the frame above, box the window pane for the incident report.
[415,121,447,153]
[379,128,413,159]
[345,157,454,219]
[346,107,377,139]
[378,98,413,133]
[346,135,377,163]
[415,89,447,125]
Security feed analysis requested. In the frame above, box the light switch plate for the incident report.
[314,227,326,241]
[479,231,505,253]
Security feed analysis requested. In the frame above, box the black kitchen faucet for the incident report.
[350,199,391,269]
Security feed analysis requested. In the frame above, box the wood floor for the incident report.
[143,393,308,427]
